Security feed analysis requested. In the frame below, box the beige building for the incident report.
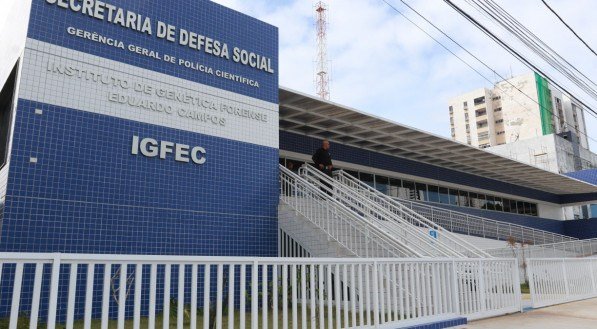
[449,72,596,219]
[448,72,589,150]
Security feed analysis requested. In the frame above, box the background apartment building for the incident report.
[449,72,597,219]
[449,72,589,150]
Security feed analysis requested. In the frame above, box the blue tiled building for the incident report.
[0,0,279,256]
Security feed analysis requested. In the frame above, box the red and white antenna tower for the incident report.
[315,1,330,100]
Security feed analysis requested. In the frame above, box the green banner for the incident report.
[534,72,554,135]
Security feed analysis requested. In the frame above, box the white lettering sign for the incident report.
[131,136,206,165]
[47,0,275,74]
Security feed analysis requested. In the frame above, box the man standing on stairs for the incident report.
[312,139,333,177]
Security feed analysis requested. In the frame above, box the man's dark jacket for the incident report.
[312,148,332,168]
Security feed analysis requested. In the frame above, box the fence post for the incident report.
[47,253,62,329]
[372,261,380,328]
[252,260,259,329]
[477,260,487,315]
[451,260,460,315]
[589,259,596,296]
[562,259,570,301]
[514,259,523,312]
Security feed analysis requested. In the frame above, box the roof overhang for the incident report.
[279,87,597,196]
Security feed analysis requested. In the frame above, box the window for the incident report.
[415,183,428,201]
[449,189,459,206]
[388,178,401,197]
[475,109,487,116]
[0,61,19,167]
[477,132,489,140]
[528,203,538,216]
[502,198,511,212]
[463,101,468,108]
[449,106,453,113]
[497,131,505,135]
[494,107,502,112]
[402,180,416,200]
[474,96,485,105]
[495,119,503,124]
[479,144,490,149]
[458,190,470,207]
[465,113,469,120]
[344,169,359,179]
[375,175,389,194]
[516,201,525,215]
[427,185,440,203]
[359,172,374,188]
[439,187,450,204]
[492,96,501,101]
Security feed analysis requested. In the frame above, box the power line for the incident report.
[464,0,597,108]
[442,0,597,119]
[540,0,597,56]
[379,0,597,145]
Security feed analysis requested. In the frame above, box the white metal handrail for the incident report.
[528,258,597,308]
[0,253,521,328]
[280,165,422,258]
[397,197,575,245]
[485,238,597,259]
[298,165,468,258]
[317,167,490,258]
[334,169,489,258]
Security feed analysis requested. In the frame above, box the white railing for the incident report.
[528,258,597,308]
[312,167,489,258]
[299,166,465,258]
[397,197,575,246]
[280,165,421,258]
[486,238,597,259]
[0,253,521,328]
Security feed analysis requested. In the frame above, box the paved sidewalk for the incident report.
[465,298,597,329]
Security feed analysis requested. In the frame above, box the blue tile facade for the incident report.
[0,0,280,322]
[1,98,279,255]
[2,0,279,256]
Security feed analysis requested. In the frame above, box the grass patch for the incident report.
[520,282,530,294]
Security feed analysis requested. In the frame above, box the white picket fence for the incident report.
[528,258,597,308]
[0,253,520,329]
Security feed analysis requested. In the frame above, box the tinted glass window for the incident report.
[502,199,511,212]
[359,173,374,188]
[344,169,359,179]
[509,200,518,213]
[458,190,469,207]
[485,195,495,210]
[416,183,427,201]
[375,175,389,194]
[389,178,401,197]
[285,159,304,173]
[449,189,459,206]
[494,197,504,211]
[402,180,415,200]
[439,187,450,204]
[517,201,525,215]
[427,185,440,203]
[529,203,538,216]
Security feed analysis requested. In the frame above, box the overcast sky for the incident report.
[211,0,596,151]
